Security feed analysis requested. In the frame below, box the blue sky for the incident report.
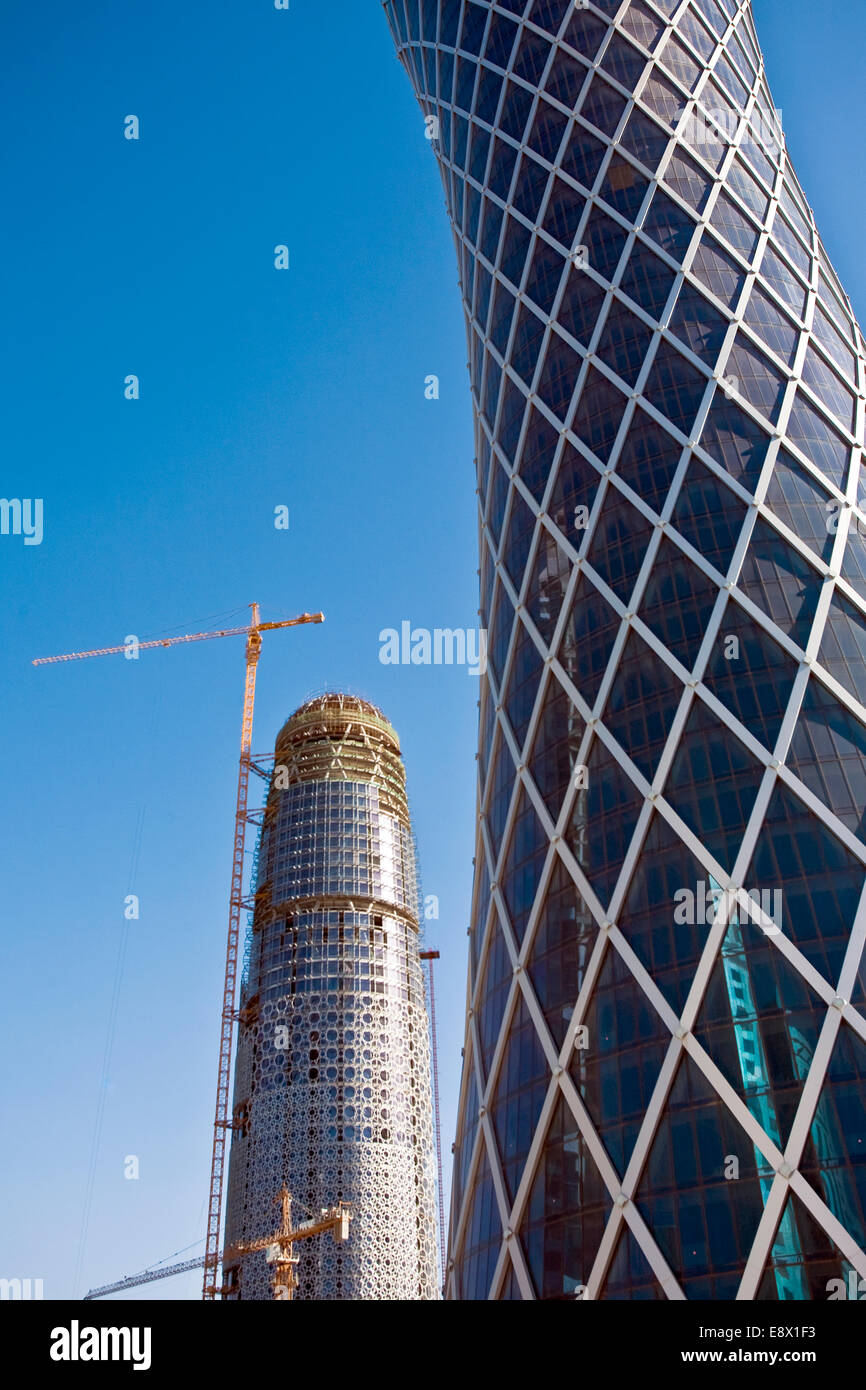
[1,0,865,1300]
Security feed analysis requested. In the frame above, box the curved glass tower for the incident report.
[224,694,438,1300]
[385,0,866,1299]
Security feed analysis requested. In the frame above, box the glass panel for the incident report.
[694,919,824,1153]
[526,529,572,648]
[787,394,851,492]
[503,618,545,753]
[743,283,799,367]
[544,49,588,108]
[527,857,595,1048]
[643,189,697,260]
[737,517,822,651]
[702,595,798,752]
[602,34,647,88]
[501,787,549,943]
[570,942,671,1177]
[639,536,719,670]
[488,574,516,686]
[512,302,547,389]
[619,241,677,317]
[491,993,550,1201]
[559,571,622,705]
[484,10,520,69]
[618,809,720,1014]
[748,781,865,989]
[616,407,684,515]
[519,1093,612,1300]
[536,329,581,421]
[643,339,710,436]
[588,484,654,602]
[583,205,630,282]
[602,1226,666,1299]
[525,238,567,315]
[757,1193,861,1301]
[820,588,866,703]
[560,124,607,190]
[759,243,808,318]
[700,394,770,492]
[500,214,532,286]
[501,484,536,593]
[596,299,654,386]
[562,7,609,62]
[621,108,671,169]
[566,733,644,907]
[637,1053,769,1290]
[550,438,603,540]
[599,155,650,221]
[797,1023,866,1253]
[725,335,787,425]
[671,457,747,572]
[801,347,856,435]
[477,916,513,1078]
[668,281,729,366]
[572,365,628,462]
[511,151,550,222]
[527,99,569,162]
[542,175,586,250]
[659,34,702,91]
[664,696,766,873]
[556,268,607,347]
[457,1147,502,1300]
[621,0,664,51]
[604,628,683,780]
[580,75,628,137]
[529,669,587,822]
[663,149,713,212]
[764,447,835,563]
[518,404,559,503]
[787,677,866,841]
[690,234,746,309]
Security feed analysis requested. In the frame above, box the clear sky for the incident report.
[1,0,865,1301]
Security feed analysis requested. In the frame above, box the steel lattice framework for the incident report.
[385,0,866,1299]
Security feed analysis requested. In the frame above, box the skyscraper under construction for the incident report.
[223,694,439,1299]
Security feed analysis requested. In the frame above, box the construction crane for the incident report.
[84,1258,207,1301]
[85,1186,351,1300]
[222,1188,352,1301]
[34,603,325,1301]
[420,949,446,1288]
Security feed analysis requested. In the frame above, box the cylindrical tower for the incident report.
[385,0,866,1302]
[224,693,439,1299]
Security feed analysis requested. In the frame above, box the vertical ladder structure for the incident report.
[32,602,325,1302]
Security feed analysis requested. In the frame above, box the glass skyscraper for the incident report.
[385,0,866,1299]
[223,694,438,1299]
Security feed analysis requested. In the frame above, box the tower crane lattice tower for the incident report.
[34,602,325,1300]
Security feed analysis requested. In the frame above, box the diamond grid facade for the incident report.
[224,695,439,1299]
[384,0,866,1298]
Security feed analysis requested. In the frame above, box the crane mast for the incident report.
[34,603,325,1302]
[202,608,262,1300]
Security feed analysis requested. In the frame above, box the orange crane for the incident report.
[33,603,325,1301]
[84,1188,352,1301]
[222,1188,352,1301]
